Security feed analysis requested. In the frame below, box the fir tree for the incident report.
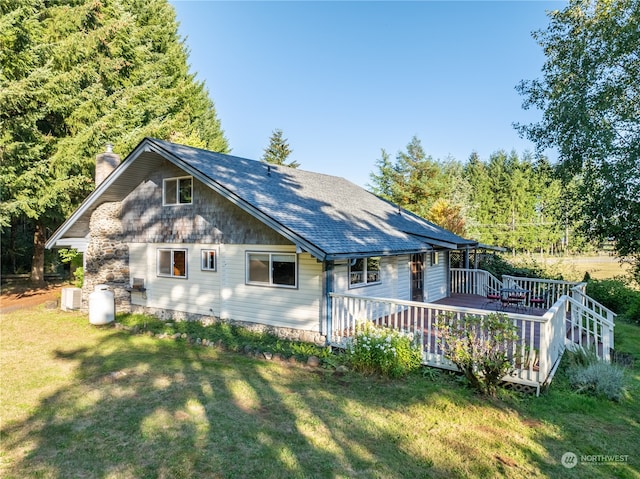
[261,129,299,168]
[0,0,228,282]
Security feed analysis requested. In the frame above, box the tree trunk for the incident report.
[31,220,46,286]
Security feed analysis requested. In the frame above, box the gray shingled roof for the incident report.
[150,138,476,260]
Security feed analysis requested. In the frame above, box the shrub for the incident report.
[436,312,519,396]
[478,254,562,280]
[72,266,84,288]
[567,361,627,402]
[345,321,422,378]
[585,277,640,323]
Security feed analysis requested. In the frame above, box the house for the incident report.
[47,138,478,344]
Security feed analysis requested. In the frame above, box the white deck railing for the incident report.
[329,269,617,394]
[451,268,584,309]
[451,269,615,360]
[329,292,569,394]
[566,288,615,362]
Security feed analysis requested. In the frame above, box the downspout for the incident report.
[323,260,334,346]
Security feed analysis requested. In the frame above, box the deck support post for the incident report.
[323,260,334,346]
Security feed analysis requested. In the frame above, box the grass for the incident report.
[1,307,639,479]
[534,254,632,283]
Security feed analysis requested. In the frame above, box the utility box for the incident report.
[89,284,114,325]
[61,287,82,311]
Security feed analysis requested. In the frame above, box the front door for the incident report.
[411,253,424,302]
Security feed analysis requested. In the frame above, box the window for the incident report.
[349,257,381,287]
[201,249,217,271]
[431,251,439,265]
[158,249,187,278]
[247,252,297,288]
[163,176,192,205]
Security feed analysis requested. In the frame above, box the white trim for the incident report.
[348,256,382,289]
[201,249,217,271]
[157,248,188,278]
[246,251,298,289]
[162,176,193,206]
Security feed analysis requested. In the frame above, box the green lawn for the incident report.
[1,308,639,479]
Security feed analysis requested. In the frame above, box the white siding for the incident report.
[129,243,222,316]
[129,243,323,332]
[425,251,448,302]
[220,245,322,331]
[333,255,411,302]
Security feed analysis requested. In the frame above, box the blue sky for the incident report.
[171,1,564,187]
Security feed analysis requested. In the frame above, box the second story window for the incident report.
[163,176,192,205]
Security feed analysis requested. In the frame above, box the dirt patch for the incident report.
[0,282,70,314]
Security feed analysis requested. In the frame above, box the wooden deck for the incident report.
[329,270,616,394]
[433,293,547,317]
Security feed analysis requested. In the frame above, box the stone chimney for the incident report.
[95,143,121,186]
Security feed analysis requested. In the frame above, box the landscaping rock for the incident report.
[307,355,320,367]
[263,352,273,360]
[335,365,349,374]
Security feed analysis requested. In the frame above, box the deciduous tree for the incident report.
[516,0,640,279]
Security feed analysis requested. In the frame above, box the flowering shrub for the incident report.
[346,321,422,378]
[436,312,518,396]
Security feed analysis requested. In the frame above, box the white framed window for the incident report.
[349,257,381,287]
[163,176,193,205]
[157,249,187,278]
[246,252,297,288]
[431,251,439,265]
[201,249,217,271]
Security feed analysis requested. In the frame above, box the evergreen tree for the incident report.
[0,0,228,282]
[261,129,299,168]
[369,137,472,234]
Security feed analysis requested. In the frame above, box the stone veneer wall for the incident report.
[83,202,131,311]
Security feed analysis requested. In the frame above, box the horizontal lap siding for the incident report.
[129,243,322,331]
[220,246,322,331]
[426,251,447,302]
[333,255,411,301]
[129,243,221,316]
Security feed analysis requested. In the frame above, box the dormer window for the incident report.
[163,176,192,205]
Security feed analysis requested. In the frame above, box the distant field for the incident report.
[538,255,631,282]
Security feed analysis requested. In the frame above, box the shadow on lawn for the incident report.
[2,322,637,478]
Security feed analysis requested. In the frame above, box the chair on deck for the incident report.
[530,291,548,309]
[484,285,502,310]
[500,288,527,312]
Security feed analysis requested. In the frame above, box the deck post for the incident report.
[323,260,334,346]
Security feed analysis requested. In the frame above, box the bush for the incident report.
[115,313,329,360]
[567,361,627,402]
[478,254,562,280]
[436,312,519,396]
[345,321,422,378]
[585,277,640,323]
